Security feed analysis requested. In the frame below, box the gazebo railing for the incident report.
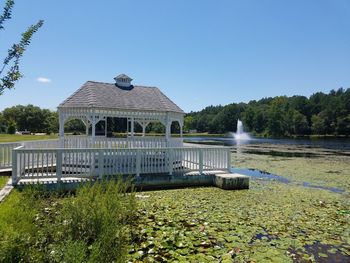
[0,136,183,170]
[63,136,183,148]
[11,146,231,185]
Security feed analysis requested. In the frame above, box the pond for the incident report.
[230,167,345,194]
[184,136,350,151]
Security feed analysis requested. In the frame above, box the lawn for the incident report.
[0,134,58,143]
[0,176,9,188]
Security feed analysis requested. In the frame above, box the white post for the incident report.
[92,116,96,142]
[227,148,231,172]
[56,149,62,182]
[141,121,149,137]
[12,149,17,185]
[126,118,129,137]
[180,125,183,137]
[59,113,64,148]
[136,149,141,177]
[105,118,107,137]
[199,149,204,174]
[85,124,89,136]
[142,124,146,137]
[168,148,173,175]
[166,121,171,140]
[98,149,104,179]
[131,117,134,138]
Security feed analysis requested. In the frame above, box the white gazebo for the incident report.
[57,74,184,147]
[8,74,231,186]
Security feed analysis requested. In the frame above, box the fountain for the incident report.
[232,119,251,141]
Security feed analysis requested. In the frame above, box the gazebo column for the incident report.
[165,121,171,140]
[81,119,90,136]
[127,118,129,136]
[180,125,183,137]
[142,124,147,137]
[59,112,65,148]
[131,117,135,138]
[137,120,150,137]
[104,118,107,137]
[91,116,96,141]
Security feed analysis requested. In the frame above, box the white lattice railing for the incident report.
[0,136,183,170]
[0,142,22,169]
[63,136,183,148]
[11,147,231,185]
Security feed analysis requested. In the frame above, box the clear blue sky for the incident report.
[1,0,349,113]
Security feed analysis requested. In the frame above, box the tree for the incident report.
[0,112,6,133]
[336,115,350,136]
[292,111,309,135]
[7,119,16,134]
[0,0,43,94]
[267,97,288,137]
[2,104,56,133]
[311,114,325,135]
[184,115,193,132]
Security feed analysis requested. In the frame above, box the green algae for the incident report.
[233,146,350,191]
[128,182,350,262]
[126,145,350,262]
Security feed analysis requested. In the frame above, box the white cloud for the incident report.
[37,77,51,83]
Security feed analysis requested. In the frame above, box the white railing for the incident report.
[63,136,183,149]
[0,136,183,170]
[0,142,22,169]
[11,147,230,185]
[23,139,59,149]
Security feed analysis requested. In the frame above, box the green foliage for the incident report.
[6,119,16,134]
[58,179,137,262]
[0,0,43,94]
[186,88,350,137]
[0,180,138,262]
[1,104,58,134]
[64,119,85,133]
[184,115,193,132]
[311,114,325,135]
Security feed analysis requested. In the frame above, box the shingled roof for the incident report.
[59,81,184,114]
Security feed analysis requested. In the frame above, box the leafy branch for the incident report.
[0,0,43,95]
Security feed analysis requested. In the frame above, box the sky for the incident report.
[0,0,349,113]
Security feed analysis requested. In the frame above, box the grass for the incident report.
[0,176,9,189]
[0,134,58,143]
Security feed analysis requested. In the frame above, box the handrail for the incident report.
[11,146,231,185]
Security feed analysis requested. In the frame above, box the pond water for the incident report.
[184,136,350,151]
[230,167,345,193]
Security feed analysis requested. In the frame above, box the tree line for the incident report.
[0,105,176,135]
[1,88,349,137]
[185,88,350,137]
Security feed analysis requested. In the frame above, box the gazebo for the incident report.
[58,74,184,147]
[8,74,233,187]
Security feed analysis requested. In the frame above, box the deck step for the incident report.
[214,173,249,190]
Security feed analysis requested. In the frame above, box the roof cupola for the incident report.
[114,73,133,88]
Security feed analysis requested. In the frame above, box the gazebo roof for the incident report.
[58,81,184,114]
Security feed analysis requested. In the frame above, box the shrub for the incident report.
[0,179,138,263]
[56,179,137,262]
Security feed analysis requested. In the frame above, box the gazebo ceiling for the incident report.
[58,80,184,114]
